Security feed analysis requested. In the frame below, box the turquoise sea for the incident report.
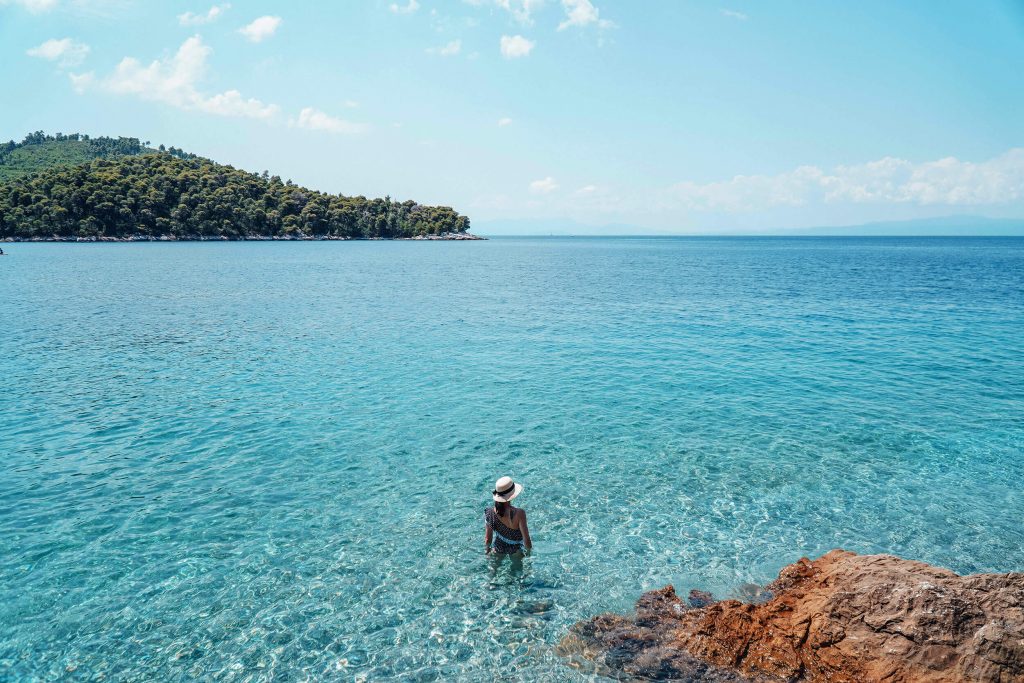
[2,237,1023,681]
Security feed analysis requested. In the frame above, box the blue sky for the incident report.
[2,0,1023,233]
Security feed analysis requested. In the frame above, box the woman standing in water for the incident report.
[485,476,532,555]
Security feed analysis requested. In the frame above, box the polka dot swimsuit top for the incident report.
[485,507,524,553]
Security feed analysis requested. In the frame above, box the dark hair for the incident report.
[494,499,508,516]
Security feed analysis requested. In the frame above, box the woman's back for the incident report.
[485,476,532,554]
[485,505,524,554]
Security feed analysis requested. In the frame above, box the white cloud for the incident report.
[826,152,1024,205]
[575,184,597,194]
[530,176,558,193]
[78,36,279,120]
[669,149,1024,212]
[291,107,367,135]
[198,90,279,118]
[238,15,281,43]
[495,0,543,24]
[389,0,419,14]
[1,0,58,12]
[427,39,462,56]
[671,166,823,212]
[500,34,534,58]
[27,37,90,67]
[721,9,748,20]
[68,70,94,93]
[497,117,513,126]
[557,0,613,30]
[178,3,229,26]
[3,0,132,13]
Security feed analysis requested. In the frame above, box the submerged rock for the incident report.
[688,589,716,609]
[560,550,1024,682]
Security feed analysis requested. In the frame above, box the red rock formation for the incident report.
[560,550,1024,682]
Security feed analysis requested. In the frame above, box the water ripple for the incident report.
[1,237,1023,680]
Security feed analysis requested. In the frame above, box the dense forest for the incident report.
[0,131,194,182]
[0,134,470,240]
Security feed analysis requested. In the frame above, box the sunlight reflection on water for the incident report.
[1,237,1022,680]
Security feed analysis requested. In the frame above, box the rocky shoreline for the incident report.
[560,550,1024,682]
[0,232,485,242]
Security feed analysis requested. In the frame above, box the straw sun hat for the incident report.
[492,476,523,503]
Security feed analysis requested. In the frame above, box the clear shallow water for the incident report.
[1,237,1023,681]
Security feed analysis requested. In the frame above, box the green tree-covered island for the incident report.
[0,132,477,241]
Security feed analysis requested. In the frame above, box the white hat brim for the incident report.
[492,482,523,503]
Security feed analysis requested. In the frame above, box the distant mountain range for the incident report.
[475,215,1024,237]
[784,215,1024,236]
[473,218,668,236]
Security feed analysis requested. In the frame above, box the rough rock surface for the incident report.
[559,550,1024,682]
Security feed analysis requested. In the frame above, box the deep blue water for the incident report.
[1,237,1023,681]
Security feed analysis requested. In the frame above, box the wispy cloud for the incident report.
[720,9,748,20]
[669,150,1024,211]
[72,35,279,120]
[178,3,230,26]
[557,0,613,30]
[530,176,558,193]
[495,0,543,25]
[68,71,94,93]
[500,34,534,58]
[238,15,281,43]
[27,37,90,67]
[389,0,419,14]
[291,107,367,135]
[0,0,58,13]
[498,117,513,126]
[4,0,136,15]
[427,39,462,56]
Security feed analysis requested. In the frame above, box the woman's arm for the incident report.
[519,509,532,551]
[484,516,493,554]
